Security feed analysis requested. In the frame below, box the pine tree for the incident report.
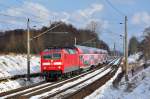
[129,36,139,55]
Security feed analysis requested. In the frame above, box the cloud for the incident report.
[2,2,104,30]
[3,1,51,26]
[67,3,104,28]
[24,1,50,20]
[77,3,103,18]
[132,11,150,27]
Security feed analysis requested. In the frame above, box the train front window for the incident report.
[43,53,61,60]
[53,53,61,59]
[43,54,52,59]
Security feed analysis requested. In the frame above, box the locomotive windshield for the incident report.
[53,53,61,59]
[43,53,61,59]
[43,54,52,59]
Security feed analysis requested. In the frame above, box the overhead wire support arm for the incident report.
[0,12,43,24]
[30,22,64,40]
[80,38,96,45]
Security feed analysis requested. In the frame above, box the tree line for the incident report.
[0,21,110,54]
[129,26,150,60]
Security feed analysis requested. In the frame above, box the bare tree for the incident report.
[139,27,150,61]
[86,21,102,33]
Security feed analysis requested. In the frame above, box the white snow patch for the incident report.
[0,54,40,78]
[128,52,142,64]
[85,67,122,99]
[0,77,44,93]
[0,54,43,93]
[85,66,150,99]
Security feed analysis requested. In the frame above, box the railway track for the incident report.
[0,73,42,82]
[35,58,121,99]
[61,59,121,99]
[0,58,120,99]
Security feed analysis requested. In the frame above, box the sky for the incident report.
[0,0,150,51]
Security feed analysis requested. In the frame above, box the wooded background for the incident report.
[0,21,109,54]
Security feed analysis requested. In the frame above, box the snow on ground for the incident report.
[0,54,40,78]
[84,67,122,99]
[0,77,43,93]
[0,54,43,93]
[128,52,142,64]
[85,66,150,99]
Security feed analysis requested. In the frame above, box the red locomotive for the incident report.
[40,45,108,80]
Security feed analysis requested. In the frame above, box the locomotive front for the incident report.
[41,49,63,80]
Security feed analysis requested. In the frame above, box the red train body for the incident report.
[40,45,108,80]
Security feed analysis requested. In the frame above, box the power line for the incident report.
[0,21,26,30]
[0,12,43,24]
[0,1,50,24]
[105,0,125,16]
[16,0,50,15]
[15,0,51,22]
[102,28,122,36]
[0,20,24,25]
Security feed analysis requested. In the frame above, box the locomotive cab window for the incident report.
[53,53,61,59]
[42,53,61,59]
[43,54,52,59]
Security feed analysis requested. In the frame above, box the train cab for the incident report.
[41,49,63,79]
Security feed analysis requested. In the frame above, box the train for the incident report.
[40,45,108,81]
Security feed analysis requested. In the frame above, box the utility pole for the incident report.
[113,42,116,57]
[74,37,77,46]
[124,16,128,81]
[123,36,125,57]
[120,35,125,60]
[27,18,30,81]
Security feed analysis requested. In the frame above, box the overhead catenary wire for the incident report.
[0,1,51,23]
[15,0,52,22]
[15,0,50,15]
[0,19,43,31]
[0,20,22,25]
[102,28,122,36]
[0,0,57,30]
[0,2,46,23]
[31,22,64,40]
[0,0,49,21]
[0,12,44,24]
[104,0,126,16]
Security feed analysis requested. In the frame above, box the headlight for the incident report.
[54,62,62,65]
[42,62,50,65]
[58,66,61,69]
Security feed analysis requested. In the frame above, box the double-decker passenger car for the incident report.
[40,45,108,80]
